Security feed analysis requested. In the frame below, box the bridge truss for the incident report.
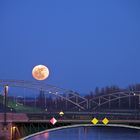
[0,80,140,112]
[89,91,140,111]
[0,80,88,111]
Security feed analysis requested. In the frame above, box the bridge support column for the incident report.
[139,95,140,109]
[109,96,111,109]
[129,93,131,109]
[86,100,89,110]
[118,93,121,109]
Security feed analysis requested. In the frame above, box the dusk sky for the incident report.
[0,0,140,94]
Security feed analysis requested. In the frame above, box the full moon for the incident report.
[32,65,49,80]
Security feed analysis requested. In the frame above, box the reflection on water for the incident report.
[27,126,140,140]
[30,132,49,140]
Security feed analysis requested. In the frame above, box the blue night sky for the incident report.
[0,0,140,94]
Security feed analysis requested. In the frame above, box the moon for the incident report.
[32,65,49,80]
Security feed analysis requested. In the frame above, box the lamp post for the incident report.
[4,85,8,127]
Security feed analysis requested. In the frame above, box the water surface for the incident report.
[27,126,140,140]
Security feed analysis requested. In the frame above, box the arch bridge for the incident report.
[0,80,140,111]
[0,80,140,139]
[0,79,88,111]
[89,91,140,111]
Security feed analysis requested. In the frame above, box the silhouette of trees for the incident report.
[127,84,140,91]
[86,85,122,98]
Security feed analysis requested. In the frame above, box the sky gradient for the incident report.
[0,0,140,94]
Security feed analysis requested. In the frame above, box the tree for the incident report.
[37,90,45,108]
[94,87,100,95]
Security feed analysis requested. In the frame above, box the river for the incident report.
[26,126,140,140]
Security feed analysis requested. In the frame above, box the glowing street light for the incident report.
[5,85,9,93]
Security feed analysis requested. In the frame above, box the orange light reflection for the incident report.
[44,132,49,139]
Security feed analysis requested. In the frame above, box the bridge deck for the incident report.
[0,119,140,124]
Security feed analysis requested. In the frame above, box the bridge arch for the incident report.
[0,80,88,111]
[89,91,140,111]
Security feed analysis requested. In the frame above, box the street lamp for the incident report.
[3,85,8,129]
[11,126,16,140]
